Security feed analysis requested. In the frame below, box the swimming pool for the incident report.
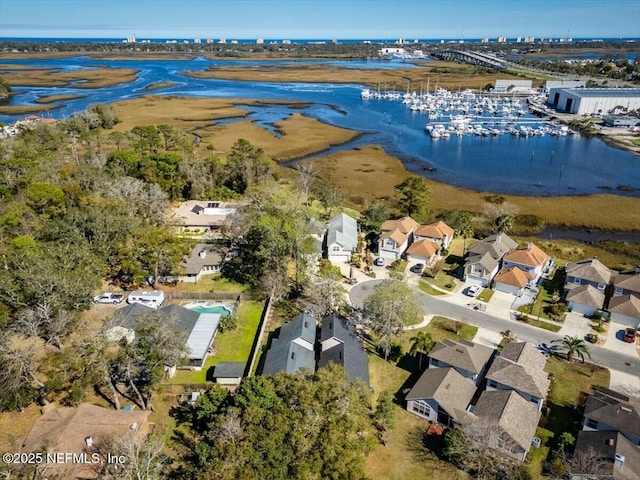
[183,302,233,315]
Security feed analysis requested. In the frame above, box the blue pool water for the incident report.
[185,303,233,315]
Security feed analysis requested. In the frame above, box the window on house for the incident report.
[386,239,395,247]
[530,396,539,405]
[573,277,581,284]
[614,287,623,295]
[597,283,605,290]
[332,246,340,252]
[586,418,598,429]
[412,400,431,417]
[488,379,498,388]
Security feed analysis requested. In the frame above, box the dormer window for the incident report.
[597,283,605,290]
[573,277,581,284]
[614,287,623,295]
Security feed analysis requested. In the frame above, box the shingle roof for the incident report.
[574,431,640,480]
[182,243,223,275]
[472,390,540,451]
[504,243,550,268]
[406,239,438,258]
[494,266,532,288]
[380,227,407,245]
[584,388,640,438]
[465,251,499,273]
[170,200,243,227]
[406,367,475,422]
[465,232,517,270]
[566,284,606,309]
[261,313,316,375]
[213,362,246,378]
[429,339,494,376]
[319,315,369,386]
[327,213,358,252]
[608,294,640,320]
[566,258,612,285]
[381,216,420,234]
[613,271,640,295]
[110,303,156,329]
[486,342,550,398]
[414,221,454,240]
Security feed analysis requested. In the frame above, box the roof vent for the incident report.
[607,438,615,446]
[130,423,138,430]
[614,454,625,469]
[620,406,632,413]
[85,436,93,447]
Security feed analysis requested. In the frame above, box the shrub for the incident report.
[218,314,237,333]
[586,333,598,343]
[592,325,605,333]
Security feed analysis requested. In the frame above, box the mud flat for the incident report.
[1,67,139,89]
[34,93,86,104]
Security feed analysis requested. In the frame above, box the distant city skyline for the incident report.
[1,0,639,40]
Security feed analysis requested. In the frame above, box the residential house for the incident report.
[325,213,359,264]
[319,315,370,386]
[470,389,541,461]
[463,233,518,287]
[572,431,640,480]
[406,239,438,266]
[501,242,553,284]
[261,313,316,376]
[428,339,494,386]
[22,403,151,479]
[405,367,475,427]
[378,216,420,260]
[582,388,640,446]
[179,243,224,283]
[608,294,640,327]
[485,342,550,411]
[613,267,640,297]
[170,200,243,235]
[494,266,534,296]
[566,284,606,317]
[414,220,455,251]
[565,257,613,294]
[109,303,221,370]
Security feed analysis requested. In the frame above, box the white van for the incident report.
[127,290,165,309]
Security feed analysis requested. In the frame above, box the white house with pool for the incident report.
[107,302,234,370]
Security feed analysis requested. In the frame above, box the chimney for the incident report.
[607,438,614,446]
[614,454,625,469]
[198,249,207,259]
[85,436,93,448]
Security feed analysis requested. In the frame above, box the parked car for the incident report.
[466,285,482,297]
[374,257,384,267]
[410,263,425,274]
[622,327,637,343]
[94,292,125,304]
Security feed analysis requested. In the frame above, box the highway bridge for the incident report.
[431,50,511,70]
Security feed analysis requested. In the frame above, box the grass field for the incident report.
[515,314,562,332]
[406,316,478,344]
[34,93,86,104]
[2,67,139,89]
[419,281,446,296]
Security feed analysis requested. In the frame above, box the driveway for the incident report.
[603,320,639,357]
[559,312,592,339]
[609,368,640,398]
[485,290,515,316]
[511,289,536,311]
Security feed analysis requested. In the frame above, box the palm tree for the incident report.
[409,332,434,371]
[552,335,591,363]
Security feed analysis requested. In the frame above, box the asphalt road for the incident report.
[350,280,640,376]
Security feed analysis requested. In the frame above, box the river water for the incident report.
[1,55,639,197]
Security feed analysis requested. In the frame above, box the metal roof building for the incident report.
[547,88,640,115]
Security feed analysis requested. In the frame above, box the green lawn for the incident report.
[476,288,494,303]
[169,275,247,294]
[419,281,446,296]
[515,314,562,332]
[421,271,456,291]
[167,300,265,384]
[405,316,478,344]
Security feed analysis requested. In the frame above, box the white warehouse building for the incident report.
[547,88,640,115]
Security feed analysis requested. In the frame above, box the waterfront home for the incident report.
[608,295,640,327]
[324,213,359,264]
[428,339,494,386]
[494,266,534,296]
[613,267,640,297]
[170,200,243,235]
[261,313,316,376]
[484,342,550,412]
[378,216,420,260]
[501,242,552,284]
[564,258,613,294]
[405,367,475,427]
[463,233,517,287]
[413,220,455,251]
[406,239,438,266]
[470,389,540,462]
[566,284,606,317]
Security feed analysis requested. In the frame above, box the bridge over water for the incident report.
[431,50,510,70]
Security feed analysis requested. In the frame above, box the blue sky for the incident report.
[1,0,639,39]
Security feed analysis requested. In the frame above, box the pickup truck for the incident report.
[94,292,125,304]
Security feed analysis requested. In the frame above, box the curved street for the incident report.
[350,279,640,377]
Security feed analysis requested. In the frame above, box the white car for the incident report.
[467,285,482,297]
[94,292,125,304]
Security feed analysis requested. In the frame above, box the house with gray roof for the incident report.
[564,257,613,294]
[613,267,640,298]
[485,342,550,411]
[608,294,640,328]
[325,213,359,264]
[470,389,541,461]
[261,313,316,376]
[405,367,475,427]
[212,362,246,386]
[170,200,243,235]
[566,284,606,317]
[464,233,518,286]
[319,315,369,386]
[572,431,640,480]
[108,303,220,370]
[582,388,640,447]
[428,339,494,385]
[178,243,224,283]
